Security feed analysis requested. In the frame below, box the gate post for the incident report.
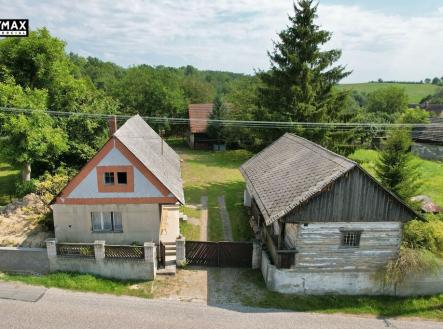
[176,236,186,267]
[252,239,262,269]
[144,242,157,279]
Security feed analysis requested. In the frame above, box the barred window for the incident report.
[341,230,362,248]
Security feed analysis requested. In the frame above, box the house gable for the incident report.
[54,137,177,205]
[284,166,417,223]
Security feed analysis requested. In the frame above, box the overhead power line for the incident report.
[0,106,441,130]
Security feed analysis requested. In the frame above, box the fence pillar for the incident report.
[144,242,157,279]
[252,239,262,269]
[94,240,105,260]
[45,238,57,259]
[176,236,186,267]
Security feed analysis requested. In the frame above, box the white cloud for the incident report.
[1,1,443,82]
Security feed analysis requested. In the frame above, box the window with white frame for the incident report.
[340,230,362,248]
[91,211,123,232]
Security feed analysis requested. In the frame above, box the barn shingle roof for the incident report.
[188,103,213,134]
[412,117,443,144]
[115,115,185,204]
[240,133,357,225]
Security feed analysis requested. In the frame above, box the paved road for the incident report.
[0,285,441,329]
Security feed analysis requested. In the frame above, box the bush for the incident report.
[35,167,76,204]
[15,179,37,197]
[377,247,440,285]
[403,218,443,256]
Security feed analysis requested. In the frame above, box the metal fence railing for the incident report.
[104,245,144,259]
[56,243,95,258]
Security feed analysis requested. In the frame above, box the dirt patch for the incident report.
[150,267,265,305]
[0,194,53,247]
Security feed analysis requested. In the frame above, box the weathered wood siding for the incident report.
[292,222,401,272]
[284,167,415,223]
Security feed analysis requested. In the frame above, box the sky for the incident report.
[2,0,443,83]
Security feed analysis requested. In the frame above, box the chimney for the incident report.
[108,116,117,136]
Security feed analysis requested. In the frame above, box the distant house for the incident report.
[241,133,418,294]
[408,103,443,118]
[52,115,185,249]
[412,117,443,161]
[187,103,213,149]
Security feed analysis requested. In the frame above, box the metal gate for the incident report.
[185,241,253,268]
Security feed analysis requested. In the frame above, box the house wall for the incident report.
[291,222,401,271]
[411,142,443,161]
[284,168,415,223]
[52,204,161,244]
[68,148,164,199]
[159,205,180,242]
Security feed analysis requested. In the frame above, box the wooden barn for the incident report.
[241,133,418,273]
[187,103,213,150]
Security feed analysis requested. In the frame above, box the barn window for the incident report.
[104,172,114,185]
[341,230,362,248]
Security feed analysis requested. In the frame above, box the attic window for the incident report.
[341,230,362,248]
[104,172,114,185]
[117,172,127,185]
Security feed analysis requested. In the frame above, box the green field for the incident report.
[349,149,443,207]
[337,83,441,103]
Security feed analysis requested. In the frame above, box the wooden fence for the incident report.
[56,243,94,258]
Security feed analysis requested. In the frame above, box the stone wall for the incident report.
[261,251,443,296]
[0,247,49,274]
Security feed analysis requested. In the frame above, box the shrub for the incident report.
[35,167,76,204]
[377,247,440,285]
[403,218,443,256]
[15,179,37,197]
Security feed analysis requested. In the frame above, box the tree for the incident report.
[0,79,68,181]
[398,108,430,124]
[431,77,441,85]
[366,87,408,117]
[207,94,228,143]
[375,129,420,201]
[257,0,350,145]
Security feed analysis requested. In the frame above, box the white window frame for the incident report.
[91,211,123,233]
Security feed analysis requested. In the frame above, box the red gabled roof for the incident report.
[188,103,213,133]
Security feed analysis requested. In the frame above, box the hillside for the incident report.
[337,83,441,103]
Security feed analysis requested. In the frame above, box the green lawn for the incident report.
[0,154,19,206]
[177,144,253,241]
[239,271,443,321]
[349,149,443,207]
[179,220,200,241]
[0,272,154,298]
[337,83,441,103]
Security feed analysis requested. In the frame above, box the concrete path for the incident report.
[200,196,208,241]
[0,286,441,329]
[217,196,233,241]
[0,282,46,302]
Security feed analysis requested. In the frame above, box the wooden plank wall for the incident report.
[292,221,402,272]
[284,168,415,223]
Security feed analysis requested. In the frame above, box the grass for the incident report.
[179,220,200,240]
[0,154,19,206]
[349,149,443,207]
[337,82,441,103]
[176,142,253,241]
[0,272,154,298]
[238,270,443,321]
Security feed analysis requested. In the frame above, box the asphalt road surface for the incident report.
[0,286,441,329]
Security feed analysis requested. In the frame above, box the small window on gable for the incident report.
[117,172,127,185]
[341,230,362,248]
[104,172,114,185]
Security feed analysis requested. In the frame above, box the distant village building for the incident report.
[187,103,214,150]
[241,133,418,294]
[412,117,443,161]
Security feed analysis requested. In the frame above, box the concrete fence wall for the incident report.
[0,247,49,274]
[261,251,443,296]
[46,239,156,281]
